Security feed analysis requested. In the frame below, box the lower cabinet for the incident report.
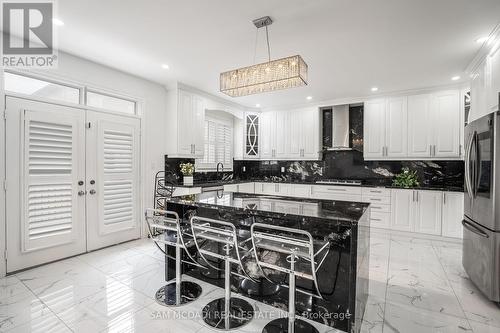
[228,182,463,238]
[390,189,414,232]
[442,192,464,238]
[391,189,458,236]
[414,191,443,235]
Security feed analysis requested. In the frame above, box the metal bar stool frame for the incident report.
[145,208,204,307]
[190,215,256,330]
[250,223,330,333]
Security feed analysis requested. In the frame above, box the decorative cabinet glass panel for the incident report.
[245,114,259,157]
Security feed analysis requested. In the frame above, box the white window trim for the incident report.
[4,69,143,117]
[196,115,233,172]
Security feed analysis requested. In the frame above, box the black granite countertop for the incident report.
[166,191,370,225]
[174,178,464,192]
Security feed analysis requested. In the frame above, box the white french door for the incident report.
[85,111,141,251]
[5,97,141,272]
[6,97,87,272]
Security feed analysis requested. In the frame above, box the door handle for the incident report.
[78,180,84,186]
[89,189,96,195]
[474,133,481,198]
[462,220,489,238]
[78,190,86,196]
[464,133,475,198]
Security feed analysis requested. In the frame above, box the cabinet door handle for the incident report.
[443,192,446,205]
[412,191,415,202]
[430,145,432,157]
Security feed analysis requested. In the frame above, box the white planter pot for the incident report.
[183,176,193,186]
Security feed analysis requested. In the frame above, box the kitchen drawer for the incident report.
[173,187,202,196]
[362,187,391,197]
[367,203,391,213]
[223,184,238,192]
[369,211,391,229]
[362,195,391,205]
[311,185,362,197]
[291,184,312,198]
[238,182,255,194]
[315,193,362,202]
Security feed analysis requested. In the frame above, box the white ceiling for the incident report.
[56,0,500,108]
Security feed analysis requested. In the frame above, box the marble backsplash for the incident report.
[232,150,464,188]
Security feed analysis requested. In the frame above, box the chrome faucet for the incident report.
[216,162,224,179]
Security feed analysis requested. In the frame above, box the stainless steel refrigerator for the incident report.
[463,104,500,303]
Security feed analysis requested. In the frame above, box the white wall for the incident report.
[3,52,168,247]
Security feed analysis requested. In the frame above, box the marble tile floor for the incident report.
[1,231,499,333]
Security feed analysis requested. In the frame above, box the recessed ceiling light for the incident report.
[306,96,313,100]
[255,104,261,107]
[161,64,169,70]
[476,36,489,44]
[52,18,64,26]
[371,87,378,92]
[451,76,461,81]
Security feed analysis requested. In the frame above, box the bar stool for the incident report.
[190,215,255,330]
[250,223,331,333]
[145,208,203,306]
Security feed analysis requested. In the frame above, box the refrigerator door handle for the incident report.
[474,132,481,198]
[462,220,489,238]
[465,133,475,198]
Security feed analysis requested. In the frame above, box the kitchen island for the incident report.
[165,190,370,333]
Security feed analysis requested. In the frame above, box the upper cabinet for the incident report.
[364,99,387,159]
[165,89,206,158]
[238,108,320,161]
[487,45,500,113]
[364,89,463,160]
[468,32,500,123]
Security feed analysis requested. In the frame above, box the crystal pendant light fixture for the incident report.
[220,16,308,97]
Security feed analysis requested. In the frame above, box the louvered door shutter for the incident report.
[86,111,140,250]
[23,109,85,251]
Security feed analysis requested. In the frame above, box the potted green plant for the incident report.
[179,162,195,186]
[392,167,420,188]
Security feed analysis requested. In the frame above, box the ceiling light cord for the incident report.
[265,25,271,62]
[253,28,258,64]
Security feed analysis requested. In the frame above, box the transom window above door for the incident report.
[4,71,139,115]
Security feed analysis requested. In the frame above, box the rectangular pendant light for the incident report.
[220,55,308,97]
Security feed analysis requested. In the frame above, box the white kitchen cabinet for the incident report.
[408,94,432,158]
[300,109,320,159]
[192,94,205,156]
[385,97,408,158]
[223,184,238,192]
[260,112,276,159]
[291,184,312,198]
[487,45,500,112]
[432,90,461,158]
[390,189,414,232]
[414,190,442,235]
[391,189,443,236]
[166,89,206,158]
[275,112,288,159]
[238,183,255,194]
[257,108,320,160]
[364,90,462,160]
[469,61,488,123]
[442,192,464,238]
[370,211,391,229]
[288,110,302,158]
[364,99,386,159]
